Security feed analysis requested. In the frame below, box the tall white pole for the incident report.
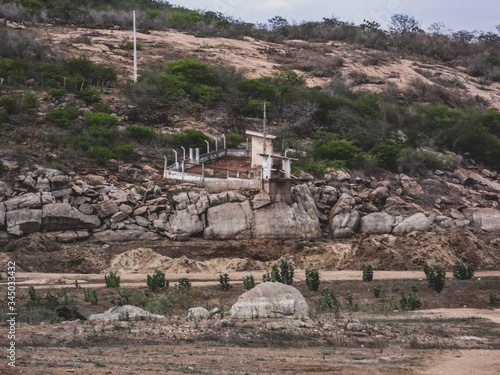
[263,101,267,155]
[133,10,137,83]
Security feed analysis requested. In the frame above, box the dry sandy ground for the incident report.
[12,269,500,289]
[1,270,499,374]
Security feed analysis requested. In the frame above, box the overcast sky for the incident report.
[170,0,500,33]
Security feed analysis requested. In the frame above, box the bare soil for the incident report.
[27,25,500,111]
[1,271,499,374]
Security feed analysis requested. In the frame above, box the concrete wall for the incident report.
[163,170,261,191]
[250,136,274,168]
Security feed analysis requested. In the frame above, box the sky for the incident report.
[170,0,500,33]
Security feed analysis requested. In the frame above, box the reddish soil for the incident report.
[184,157,253,178]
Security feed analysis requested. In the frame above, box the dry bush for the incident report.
[0,3,40,23]
[292,56,344,77]
[363,51,393,66]
[0,28,65,62]
[82,9,132,29]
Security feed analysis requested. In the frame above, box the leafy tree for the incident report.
[84,112,119,128]
[46,108,78,128]
[147,269,169,292]
[114,144,134,161]
[225,133,243,148]
[126,125,156,142]
[453,261,475,280]
[423,263,446,293]
[268,15,288,31]
[305,269,320,291]
[389,14,422,34]
[171,128,210,149]
[162,59,221,103]
[90,146,113,165]
[312,139,361,165]
[237,78,276,102]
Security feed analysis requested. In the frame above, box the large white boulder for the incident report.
[228,282,309,319]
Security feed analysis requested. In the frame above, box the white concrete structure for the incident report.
[246,130,276,168]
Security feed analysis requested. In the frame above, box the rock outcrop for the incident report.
[1,164,500,243]
[229,282,309,319]
[88,305,163,321]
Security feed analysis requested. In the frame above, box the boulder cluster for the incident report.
[1,166,500,245]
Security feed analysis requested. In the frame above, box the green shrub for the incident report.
[45,291,59,310]
[126,125,156,142]
[89,146,113,164]
[362,264,373,282]
[147,269,169,292]
[399,290,421,311]
[489,292,498,306]
[243,275,255,290]
[373,285,382,298]
[0,109,8,123]
[123,41,142,50]
[453,260,475,280]
[237,78,276,101]
[75,87,101,105]
[346,290,358,311]
[146,295,174,316]
[316,287,340,314]
[370,141,401,171]
[219,273,230,291]
[423,263,446,293]
[113,288,129,306]
[225,133,244,148]
[83,288,98,305]
[305,268,320,291]
[262,260,294,285]
[105,271,121,290]
[162,59,221,103]
[84,112,119,128]
[0,96,18,114]
[114,144,134,161]
[77,125,115,150]
[170,128,210,149]
[28,285,41,306]
[312,139,361,167]
[92,102,111,113]
[46,107,78,128]
[176,277,191,292]
[47,88,66,100]
[21,91,39,110]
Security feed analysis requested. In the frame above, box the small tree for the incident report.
[362,264,373,282]
[113,288,128,306]
[305,269,320,291]
[105,271,121,290]
[423,263,446,293]
[243,275,255,290]
[84,288,98,305]
[225,133,244,148]
[147,269,168,292]
[219,273,230,291]
[453,260,475,280]
[400,290,421,311]
[176,277,191,292]
[280,259,294,285]
[316,287,340,314]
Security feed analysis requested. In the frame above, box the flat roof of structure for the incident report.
[245,130,277,139]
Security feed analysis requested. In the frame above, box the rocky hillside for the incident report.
[1,6,500,272]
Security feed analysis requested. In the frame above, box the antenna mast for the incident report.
[263,102,267,155]
[133,10,137,83]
